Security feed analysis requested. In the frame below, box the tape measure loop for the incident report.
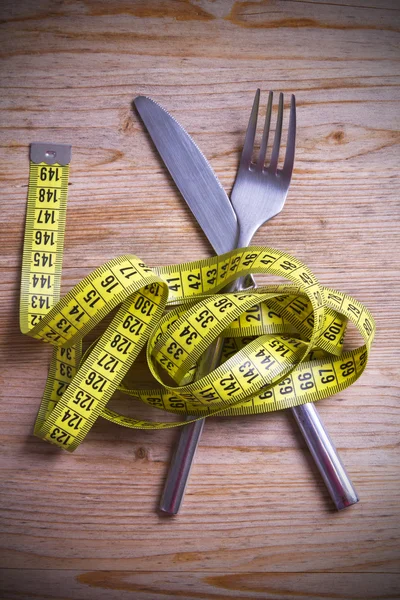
[20,151,376,446]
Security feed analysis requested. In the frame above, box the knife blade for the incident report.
[134,96,238,255]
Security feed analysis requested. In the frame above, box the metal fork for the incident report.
[160,90,359,514]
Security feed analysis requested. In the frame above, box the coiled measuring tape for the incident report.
[20,143,375,452]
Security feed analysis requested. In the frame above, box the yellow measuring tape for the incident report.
[20,144,375,452]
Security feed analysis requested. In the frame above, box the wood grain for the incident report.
[0,0,399,599]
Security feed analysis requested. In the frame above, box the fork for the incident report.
[160,90,359,514]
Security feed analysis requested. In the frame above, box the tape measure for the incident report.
[20,143,375,452]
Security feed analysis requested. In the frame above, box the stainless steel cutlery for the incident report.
[134,92,359,514]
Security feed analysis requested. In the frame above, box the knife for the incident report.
[134,95,359,514]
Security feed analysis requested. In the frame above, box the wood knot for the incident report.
[119,111,136,134]
[135,446,148,460]
[328,129,345,144]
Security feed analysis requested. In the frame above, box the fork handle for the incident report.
[160,279,242,515]
[159,338,223,515]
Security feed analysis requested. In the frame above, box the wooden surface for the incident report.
[0,1,399,599]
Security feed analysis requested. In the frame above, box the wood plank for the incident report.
[1,570,400,600]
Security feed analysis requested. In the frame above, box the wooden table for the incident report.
[1,1,399,598]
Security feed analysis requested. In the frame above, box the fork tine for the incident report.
[268,92,284,173]
[282,94,296,178]
[239,89,260,169]
[257,91,273,169]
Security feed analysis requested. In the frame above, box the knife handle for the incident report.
[290,403,358,509]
